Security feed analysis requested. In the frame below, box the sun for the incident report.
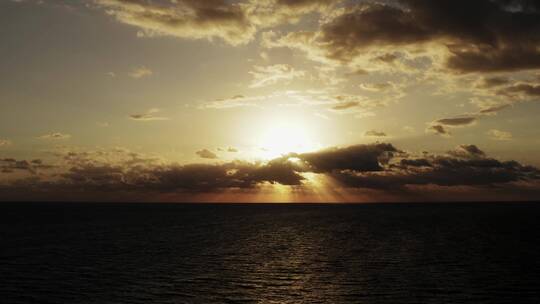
[257,121,318,159]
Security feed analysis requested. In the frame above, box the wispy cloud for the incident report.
[129,66,153,79]
[249,64,304,88]
[38,132,71,140]
[0,139,12,147]
[331,101,360,111]
[488,129,512,141]
[129,109,169,121]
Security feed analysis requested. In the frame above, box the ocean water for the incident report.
[1,203,539,304]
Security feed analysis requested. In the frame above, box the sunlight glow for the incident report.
[257,121,318,159]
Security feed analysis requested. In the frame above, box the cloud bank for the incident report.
[1,143,539,201]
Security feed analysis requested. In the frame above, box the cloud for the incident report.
[488,129,512,141]
[426,116,477,137]
[94,0,341,46]
[196,149,218,159]
[427,116,477,136]
[478,103,511,115]
[1,148,306,192]
[249,64,305,88]
[39,132,71,140]
[447,144,486,159]
[331,101,359,110]
[0,139,12,147]
[472,77,539,113]
[95,0,254,45]
[203,94,263,109]
[496,83,540,99]
[427,124,450,136]
[359,82,395,92]
[435,117,477,127]
[227,147,238,152]
[347,68,370,76]
[129,66,153,79]
[1,143,539,201]
[364,130,387,137]
[129,109,169,121]
[202,90,376,110]
[295,143,400,173]
[476,76,510,89]
[372,53,400,64]
[0,157,54,174]
[322,144,539,191]
[326,94,382,117]
[264,0,540,73]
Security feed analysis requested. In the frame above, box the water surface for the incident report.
[1,203,539,303]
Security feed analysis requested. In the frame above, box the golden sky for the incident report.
[1,0,540,202]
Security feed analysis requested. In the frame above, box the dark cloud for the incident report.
[1,143,539,201]
[402,0,540,73]
[1,154,305,193]
[364,130,387,137]
[447,144,486,159]
[427,116,477,136]
[478,103,511,115]
[338,159,537,190]
[0,158,54,174]
[435,117,477,126]
[319,3,431,62]
[196,149,219,159]
[331,145,539,190]
[276,0,336,7]
[427,124,450,136]
[295,143,400,173]
[400,158,431,167]
[96,1,540,74]
[372,53,399,64]
[496,83,540,98]
[239,158,305,186]
[274,0,540,73]
[476,76,511,88]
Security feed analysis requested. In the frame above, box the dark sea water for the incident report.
[1,203,540,304]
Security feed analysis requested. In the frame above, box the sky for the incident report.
[1,0,540,202]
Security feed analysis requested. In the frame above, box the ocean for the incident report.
[1,202,539,303]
